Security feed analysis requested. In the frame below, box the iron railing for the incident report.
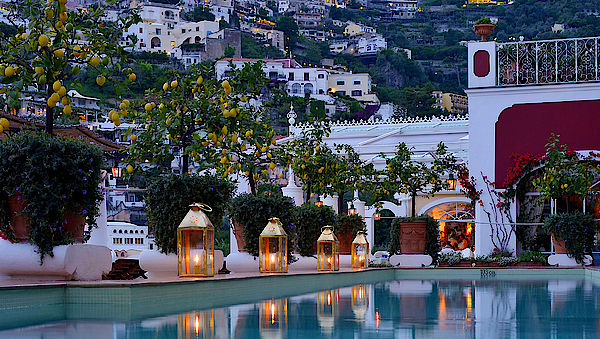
[497,37,600,86]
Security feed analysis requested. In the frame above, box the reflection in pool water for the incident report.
[3,279,600,338]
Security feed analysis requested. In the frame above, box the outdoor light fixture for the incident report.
[373,210,381,221]
[317,226,339,271]
[111,166,122,178]
[447,173,457,190]
[348,203,357,215]
[351,231,369,269]
[259,217,288,273]
[315,196,323,207]
[177,203,214,278]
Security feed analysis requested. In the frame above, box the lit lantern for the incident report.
[177,203,214,277]
[351,231,369,269]
[259,217,288,273]
[373,210,381,221]
[259,298,288,338]
[315,197,323,207]
[111,166,122,178]
[348,203,357,215]
[447,173,457,190]
[178,310,215,339]
[317,226,339,271]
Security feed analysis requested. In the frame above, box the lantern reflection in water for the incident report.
[317,289,339,334]
[178,310,215,339]
[317,226,339,271]
[351,284,369,319]
[259,298,288,339]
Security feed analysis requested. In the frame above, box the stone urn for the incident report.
[398,220,427,254]
[552,234,568,254]
[473,24,496,42]
[8,194,85,243]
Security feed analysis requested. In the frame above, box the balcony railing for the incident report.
[497,36,600,86]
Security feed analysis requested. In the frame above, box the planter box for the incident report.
[398,220,427,254]
[475,262,500,267]
[515,261,545,267]
[438,260,472,267]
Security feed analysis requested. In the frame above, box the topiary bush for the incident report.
[388,215,441,264]
[475,17,493,25]
[145,173,235,254]
[0,132,104,262]
[295,204,336,257]
[228,192,296,257]
[543,212,598,264]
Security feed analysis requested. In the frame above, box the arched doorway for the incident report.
[423,201,474,251]
[151,37,161,49]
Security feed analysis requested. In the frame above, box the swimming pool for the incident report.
[1,268,600,338]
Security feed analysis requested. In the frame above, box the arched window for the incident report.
[151,37,161,48]
[119,230,123,234]
[291,83,301,94]
[195,36,201,43]
[425,201,474,250]
[304,83,313,94]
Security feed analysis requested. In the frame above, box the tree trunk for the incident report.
[249,172,257,195]
[338,190,345,215]
[411,192,416,217]
[45,86,54,134]
[182,154,189,174]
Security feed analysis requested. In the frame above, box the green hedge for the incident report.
[145,174,234,254]
[294,204,336,256]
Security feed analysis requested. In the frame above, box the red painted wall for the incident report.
[495,99,600,188]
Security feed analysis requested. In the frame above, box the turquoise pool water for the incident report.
[2,273,600,338]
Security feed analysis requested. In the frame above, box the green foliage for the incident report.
[438,252,462,265]
[294,204,336,256]
[223,45,236,58]
[533,134,599,205]
[276,16,299,48]
[145,174,235,254]
[388,216,441,264]
[518,251,548,263]
[182,6,216,22]
[543,212,598,264]
[241,33,285,59]
[228,193,296,257]
[373,84,445,118]
[334,214,367,238]
[475,17,493,25]
[382,142,456,216]
[0,133,104,261]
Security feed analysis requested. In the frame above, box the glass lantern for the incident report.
[259,217,288,273]
[317,226,339,271]
[177,203,215,277]
[351,231,369,269]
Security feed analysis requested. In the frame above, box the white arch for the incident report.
[365,201,405,247]
[418,196,471,216]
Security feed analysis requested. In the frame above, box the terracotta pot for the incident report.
[232,220,246,252]
[552,234,568,254]
[398,220,427,254]
[7,194,85,243]
[473,24,496,42]
[337,230,354,255]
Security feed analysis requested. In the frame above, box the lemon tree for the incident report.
[382,142,456,217]
[126,61,277,195]
[0,0,139,133]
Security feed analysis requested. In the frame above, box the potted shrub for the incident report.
[532,135,599,261]
[388,215,441,263]
[0,132,104,261]
[334,214,367,255]
[294,204,336,256]
[473,17,496,42]
[382,142,455,255]
[145,173,235,255]
[543,213,597,265]
[228,192,296,258]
